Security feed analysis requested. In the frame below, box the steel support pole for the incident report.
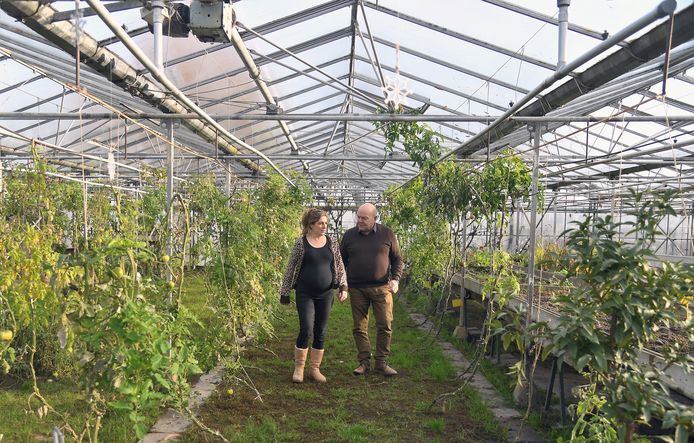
[511,124,542,405]
[525,124,542,364]
[666,213,671,255]
[460,216,467,330]
[458,218,468,329]
[166,121,175,288]
[74,0,81,88]
[553,192,558,241]
[508,210,514,251]
[82,181,88,249]
[544,357,559,411]
[689,203,694,256]
[226,160,231,207]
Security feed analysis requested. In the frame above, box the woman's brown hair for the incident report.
[301,208,328,236]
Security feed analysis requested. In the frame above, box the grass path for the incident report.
[183,295,504,443]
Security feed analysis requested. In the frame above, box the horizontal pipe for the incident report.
[0,1,267,175]
[83,0,294,185]
[440,0,677,163]
[228,22,302,157]
[1,112,692,123]
[3,154,694,166]
[547,136,694,178]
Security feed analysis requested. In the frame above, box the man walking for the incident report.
[340,203,404,376]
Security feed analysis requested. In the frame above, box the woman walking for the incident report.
[280,208,348,383]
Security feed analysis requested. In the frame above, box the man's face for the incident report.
[356,208,376,232]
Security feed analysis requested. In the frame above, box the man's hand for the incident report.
[388,280,399,294]
[338,290,348,303]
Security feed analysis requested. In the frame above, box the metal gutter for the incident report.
[454,1,694,158]
[2,113,692,123]
[442,0,679,161]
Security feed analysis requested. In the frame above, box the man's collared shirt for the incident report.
[340,223,403,288]
[358,224,377,236]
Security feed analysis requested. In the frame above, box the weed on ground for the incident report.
[183,297,504,442]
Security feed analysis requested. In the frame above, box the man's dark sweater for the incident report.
[340,223,404,288]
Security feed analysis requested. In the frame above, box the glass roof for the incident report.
[0,0,693,210]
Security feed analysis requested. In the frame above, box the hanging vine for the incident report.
[373,107,443,173]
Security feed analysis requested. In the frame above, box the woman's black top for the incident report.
[295,236,334,297]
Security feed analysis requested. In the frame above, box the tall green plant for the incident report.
[184,173,308,360]
[58,239,202,439]
[423,160,476,226]
[478,150,538,249]
[382,179,451,295]
[547,190,694,442]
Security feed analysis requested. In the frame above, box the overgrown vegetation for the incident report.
[377,112,693,442]
[183,295,505,442]
[0,155,308,441]
[544,190,694,442]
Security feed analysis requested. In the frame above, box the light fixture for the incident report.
[188,0,235,43]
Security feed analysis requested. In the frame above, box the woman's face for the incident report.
[309,215,328,236]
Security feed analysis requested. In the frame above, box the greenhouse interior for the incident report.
[0,0,693,442]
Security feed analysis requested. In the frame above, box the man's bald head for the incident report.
[356,203,378,233]
[359,203,378,218]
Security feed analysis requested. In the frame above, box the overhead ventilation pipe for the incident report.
[152,0,165,71]
[0,1,292,182]
[227,23,309,171]
[84,0,295,183]
[442,0,682,160]
[557,0,570,69]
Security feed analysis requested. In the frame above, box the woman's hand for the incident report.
[337,290,348,303]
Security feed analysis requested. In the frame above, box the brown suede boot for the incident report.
[375,360,398,376]
[352,360,370,376]
[292,347,309,383]
[307,348,327,383]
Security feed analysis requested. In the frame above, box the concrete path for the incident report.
[140,365,224,443]
[407,310,545,443]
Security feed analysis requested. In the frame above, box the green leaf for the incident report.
[575,354,591,370]
[108,400,132,411]
[150,353,163,369]
[675,425,689,443]
[593,349,608,372]
[119,382,138,396]
[134,422,149,439]
[153,372,171,390]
